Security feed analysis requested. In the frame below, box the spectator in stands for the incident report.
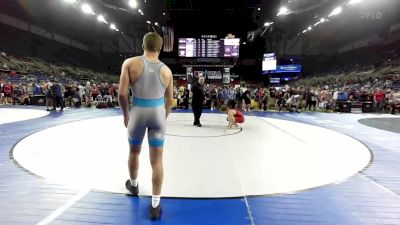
[12,84,23,105]
[33,82,42,95]
[305,90,315,111]
[100,83,108,97]
[227,87,236,109]
[312,90,319,111]
[27,83,34,102]
[183,87,190,110]
[373,88,385,112]
[359,88,369,102]
[210,86,218,110]
[177,86,185,109]
[286,94,301,113]
[113,84,119,106]
[203,85,211,109]
[84,82,92,107]
[217,87,225,107]
[173,86,178,100]
[241,87,251,111]
[387,89,395,114]
[277,89,286,111]
[71,86,81,107]
[21,83,27,95]
[390,90,400,114]
[319,88,332,110]
[3,82,13,105]
[236,86,242,108]
[20,92,30,105]
[92,84,99,100]
[78,83,84,103]
[287,88,295,98]
[0,81,4,105]
[51,80,64,111]
[64,84,73,106]
[368,90,375,102]
[268,87,277,110]
[45,82,53,111]
[337,88,349,102]
[109,83,115,102]
[305,90,312,111]
[259,86,269,111]
[348,89,357,101]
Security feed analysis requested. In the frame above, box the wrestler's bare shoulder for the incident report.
[123,57,142,66]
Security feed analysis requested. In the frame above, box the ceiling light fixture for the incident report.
[81,3,95,15]
[277,6,289,16]
[348,0,363,5]
[63,0,77,3]
[328,7,342,17]
[97,15,108,24]
[129,0,138,8]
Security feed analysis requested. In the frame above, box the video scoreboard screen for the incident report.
[262,53,277,71]
[262,53,302,74]
[178,38,240,58]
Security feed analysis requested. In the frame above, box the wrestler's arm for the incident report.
[163,66,174,118]
[227,110,236,128]
[228,110,236,123]
[118,60,130,127]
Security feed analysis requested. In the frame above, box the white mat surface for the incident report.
[13,113,371,198]
[0,108,49,125]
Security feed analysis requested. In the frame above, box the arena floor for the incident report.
[1,106,400,225]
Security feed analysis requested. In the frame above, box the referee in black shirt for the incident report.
[191,76,205,127]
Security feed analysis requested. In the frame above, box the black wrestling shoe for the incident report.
[125,180,139,196]
[150,204,162,220]
[195,123,202,127]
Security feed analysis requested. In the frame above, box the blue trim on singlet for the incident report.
[148,138,165,147]
[128,138,142,146]
[132,97,165,107]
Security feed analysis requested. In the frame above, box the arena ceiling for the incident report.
[1,0,400,54]
[0,0,345,44]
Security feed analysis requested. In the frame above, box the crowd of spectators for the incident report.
[0,51,120,110]
[174,46,400,115]
[0,77,119,110]
[2,47,400,114]
[174,82,400,115]
[2,73,400,115]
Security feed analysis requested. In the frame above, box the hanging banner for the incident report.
[187,67,193,85]
[162,26,174,52]
[223,68,230,84]
[205,70,222,80]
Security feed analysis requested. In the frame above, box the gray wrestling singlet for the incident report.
[127,56,167,147]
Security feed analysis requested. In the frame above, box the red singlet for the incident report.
[234,110,245,123]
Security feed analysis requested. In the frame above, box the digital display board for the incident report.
[262,53,277,71]
[178,38,240,58]
[270,64,302,73]
[270,77,280,84]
